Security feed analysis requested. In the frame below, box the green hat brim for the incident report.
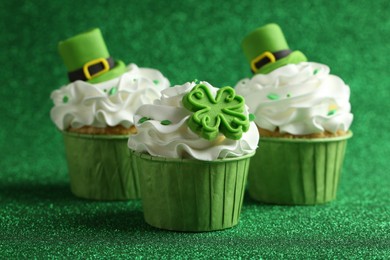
[256,51,307,74]
[87,60,127,83]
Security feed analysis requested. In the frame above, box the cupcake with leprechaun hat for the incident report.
[235,23,353,205]
[50,28,169,200]
[128,81,259,231]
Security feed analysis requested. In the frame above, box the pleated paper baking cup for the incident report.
[63,131,140,200]
[248,132,352,205]
[131,151,254,232]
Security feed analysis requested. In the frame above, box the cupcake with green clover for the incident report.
[50,28,169,200]
[235,24,353,205]
[128,81,259,231]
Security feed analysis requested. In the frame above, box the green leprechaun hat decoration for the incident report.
[58,28,127,83]
[242,23,307,74]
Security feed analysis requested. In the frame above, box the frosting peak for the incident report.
[235,62,353,135]
[50,64,170,130]
[128,82,259,161]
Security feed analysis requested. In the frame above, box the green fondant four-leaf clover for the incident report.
[182,84,250,140]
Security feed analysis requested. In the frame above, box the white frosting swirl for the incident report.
[235,62,353,135]
[50,64,170,130]
[128,82,259,161]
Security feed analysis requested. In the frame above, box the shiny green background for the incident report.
[1,0,389,258]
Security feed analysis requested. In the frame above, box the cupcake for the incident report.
[50,28,170,200]
[128,81,259,231]
[235,24,353,205]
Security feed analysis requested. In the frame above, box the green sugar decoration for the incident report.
[62,95,69,103]
[108,87,118,96]
[153,80,159,85]
[249,114,256,122]
[267,93,280,100]
[182,84,250,140]
[327,109,337,116]
[138,117,151,124]
[287,93,291,98]
[161,120,172,125]
[314,68,320,75]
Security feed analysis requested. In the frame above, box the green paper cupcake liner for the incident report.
[131,151,255,232]
[248,132,352,205]
[63,131,140,200]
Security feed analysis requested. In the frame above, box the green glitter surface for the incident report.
[1,0,389,258]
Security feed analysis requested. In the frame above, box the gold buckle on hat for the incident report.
[251,51,276,73]
[83,58,110,80]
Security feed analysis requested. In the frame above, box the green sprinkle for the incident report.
[314,68,320,75]
[103,89,107,92]
[153,80,159,85]
[133,78,137,82]
[249,114,256,122]
[267,93,280,100]
[287,93,291,98]
[161,120,172,125]
[193,79,199,84]
[62,96,69,103]
[108,87,118,96]
[327,110,336,116]
[138,117,151,124]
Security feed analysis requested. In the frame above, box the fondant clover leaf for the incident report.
[182,84,250,140]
